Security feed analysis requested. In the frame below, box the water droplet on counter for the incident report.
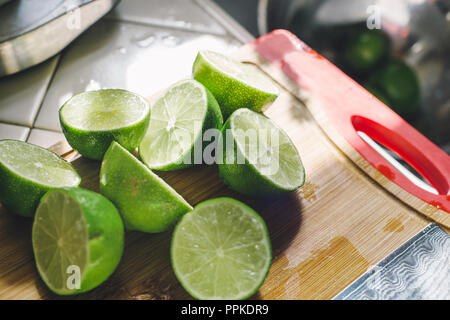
[162,35,181,47]
[135,35,156,48]
[171,19,193,29]
[85,79,102,91]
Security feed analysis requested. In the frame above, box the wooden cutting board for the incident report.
[0,34,444,300]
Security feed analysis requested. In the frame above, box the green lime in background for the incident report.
[342,29,390,73]
[368,60,421,119]
[364,84,392,107]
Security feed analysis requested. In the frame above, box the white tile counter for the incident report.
[0,0,252,147]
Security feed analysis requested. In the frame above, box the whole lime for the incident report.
[368,60,421,118]
[343,29,389,73]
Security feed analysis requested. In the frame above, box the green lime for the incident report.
[343,29,389,73]
[100,141,192,233]
[193,50,279,119]
[364,84,392,107]
[171,197,272,300]
[139,79,222,171]
[0,140,81,217]
[32,187,124,295]
[368,60,421,119]
[59,89,151,160]
[218,109,305,196]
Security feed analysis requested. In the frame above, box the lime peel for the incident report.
[101,141,193,233]
[59,89,151,160]
[0,140,81,217]
[193,50,279,119]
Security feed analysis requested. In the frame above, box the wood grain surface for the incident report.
[0,49,435,300]
[236,44,450,228]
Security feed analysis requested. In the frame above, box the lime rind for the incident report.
[60,89,150,131]
[59,89,151,160]
[218,109,305,196]
[171,197,272,300]
[193,50,279,119]
[32,188,124,295]
[231,109,305,191]
[101,141,193,233]
[200,51,279,95]
[0,140,81,187]
[0,140,81,217]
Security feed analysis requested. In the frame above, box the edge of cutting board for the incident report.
[232,42,450,229]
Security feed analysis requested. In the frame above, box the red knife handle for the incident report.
[252,30,450,213]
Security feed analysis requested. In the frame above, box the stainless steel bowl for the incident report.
[258,0,450,152]
[0,0,13,6]
[0,0,119,77]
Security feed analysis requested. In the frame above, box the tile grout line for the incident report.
[26,1,245,139]
[25,55,62,142]
[30,127,63,134]
[194,0,255,43]
[104,15,227,38]
[0,121,31,141]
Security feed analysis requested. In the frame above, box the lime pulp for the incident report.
[171,197,272,300]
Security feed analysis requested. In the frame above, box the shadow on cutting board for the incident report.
[28,155,303,299]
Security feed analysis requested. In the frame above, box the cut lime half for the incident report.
[139,79,222,171]
[59,89,151,160]
[171,197,272,300]
[193,50,279,118]
[218,108,305,196]
[32,188,124,295]
[0,140,81,217]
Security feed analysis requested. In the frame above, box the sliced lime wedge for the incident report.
[193,50,279,118]
[59,89,150,160]
[171,197,272,300]
[139,79,222,171]
[218,108,305,196]
[100,141,192,233]
[32,188,124,295]
[0,140,81,216]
